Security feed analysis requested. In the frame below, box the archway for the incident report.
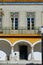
[13,40,32,60]
[0,50,7,61]
[0,39,12,60]
[33,40,42,63]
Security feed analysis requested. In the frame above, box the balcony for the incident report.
[0,27,41,34]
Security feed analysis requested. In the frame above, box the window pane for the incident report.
[0,17,2,29]
[32,26,34,29]
[31,18,34,30]
[11,18,14,30]
[27,27,30,30]
[27,18,30,20]
[27,18,30,30]
[15,18,18,30]
[15,18,18,20]
[31,18,34,21]
[15,26,18,30]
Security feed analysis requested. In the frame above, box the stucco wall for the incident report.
[0,5,42,30]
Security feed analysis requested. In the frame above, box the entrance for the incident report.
[19,45,28,60]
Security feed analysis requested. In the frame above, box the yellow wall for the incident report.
[5,38,41,44]
[0,34,41,44]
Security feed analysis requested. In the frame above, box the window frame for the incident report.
[11,12,19,30]
[27,12,35,30]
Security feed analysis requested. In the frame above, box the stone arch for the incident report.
[33,40,41,47]
[13,40,32,47]
[0,38,12,58]
[13,40,32,60]
[0,50,7,61]
[32,40,42,61]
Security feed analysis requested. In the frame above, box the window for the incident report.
[0,16,2,30]
[27,12,35,30]
[11,18,14,30]
[27,18,30,30]
[15,18,18,30]
[11,12,18,30]
[31,18,34,30]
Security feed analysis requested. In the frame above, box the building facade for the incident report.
[0,2,42,64]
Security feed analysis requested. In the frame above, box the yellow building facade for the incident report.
[0,4,42,64]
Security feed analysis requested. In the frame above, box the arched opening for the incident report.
[0,39,12,60]
[0,50,7,61]
[33,41,42,63]
[13,40,32,60]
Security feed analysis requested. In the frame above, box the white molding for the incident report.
[13,40,32,47]
[32,40,41,47]
[0,38,12,46]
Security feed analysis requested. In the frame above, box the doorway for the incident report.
[19,45,28,60]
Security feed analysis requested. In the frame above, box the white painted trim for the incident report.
[33,40,41,47]
[0,38,12,46]
[13,40,32,47]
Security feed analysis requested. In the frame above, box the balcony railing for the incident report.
[0,28,41,34]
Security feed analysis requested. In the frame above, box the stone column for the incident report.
[10,46,14,61]
[31,47,34,63]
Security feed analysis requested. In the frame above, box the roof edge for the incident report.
[0,2,43,5]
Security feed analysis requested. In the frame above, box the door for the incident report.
[19,45,28,60]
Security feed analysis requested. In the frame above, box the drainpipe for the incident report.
[41,26,43,64]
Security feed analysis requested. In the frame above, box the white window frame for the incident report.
[27,12,35,30]
[11,12,18,30]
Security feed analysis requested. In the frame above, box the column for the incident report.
[10,46,14,61]
[31,47,34,63]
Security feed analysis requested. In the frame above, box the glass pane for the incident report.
[27,27,30,30]
[31,18,34,30]
[27,18,30,20]
[15,26,18,30]
[27,18,30,30]
[28,24,30,26]
[32,24,34,26]
[15,18,18,30]
[15,18,18,20]
[0,17,2,30]
[31,18,34,21]
[32,26,34,30]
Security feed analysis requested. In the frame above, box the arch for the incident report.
[33,40,41,47]
[32,40,42,61]
[0,38,12,46]
[28,52,42,61]
[0,38,12,56]
[13,40,32,60]
[13,40,32,47]
[0,50,7,61]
